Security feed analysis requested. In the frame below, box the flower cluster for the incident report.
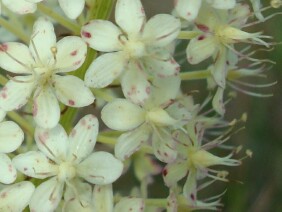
[0,0,279,211]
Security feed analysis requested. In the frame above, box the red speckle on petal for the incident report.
[198,35,205,41]
[70,50,78,56]
[190,193,195,201]
[0,44,8,52]
[38,132,49,144]
[1,92,7,99]
[145,86,150,95]
[70,129,76,137]
[73,60,81,66]
[68,100,75,106]
[196,24,209,32]
[33,101,38,116]
[81,119,87,126]
[82,31,92,38]
[163,168,168,176]
[187,12,191,16]
[141,7,145,14]
[0,192,7,198]
[8,164,13,172]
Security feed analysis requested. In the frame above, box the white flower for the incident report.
[2,0,85,19]
[162,123,240,206]
[0,181,35,211]
[0,17,94,129]
[175,0,236,21]
[186,4,269,88]
[0,119,24,184]
[12,114,123,211]
[102,77,191,163]
[81,0,181,104]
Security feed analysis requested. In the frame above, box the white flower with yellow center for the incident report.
[0,17,94,129]
[0,111,24,185]
[102,77,191,163]
[12,115,123,211]
[81,0,181,104]
[175,0,236,21]
[0,181,35,211]
[2,0,85,19]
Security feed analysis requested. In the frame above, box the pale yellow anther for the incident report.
[271,0,282,8]
[246,149,253,158]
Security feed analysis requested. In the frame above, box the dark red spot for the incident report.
[0,44,8,52]
[198,35,205,41]
[82,31,92,38]
[196,24,209,32]
[70,50,77,56]
[190,193,195,201]
[163,168,168,176]
[68,100,75,106]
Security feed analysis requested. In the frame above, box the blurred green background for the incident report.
[140,0,282,211]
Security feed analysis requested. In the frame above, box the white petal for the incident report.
[211,48,227,88]
[152,130,177,163]
[147,76,181,107]
[13,151,58,179]
[0,109,5,122]
[163,161,188,187]
[77,152,123,185]
[183,170,197,205]
[0,181,35,211]
[0,76,34,111]
[29,177,64,212]
[144,57,180,78]
[93,184,114,212]
[68,115,99,163]
[101,99,145,131]
[33,87,60,129]
[175,0,202,21]
[2,0,37,14]
[29,17,56,65]
[0,121,24,153]
[55,36,87,73]
[58,0,85,19]
[81,20,122,52]
[208,0,236,9]
[0,42,34,74]
[35,125,68,163]
[212,87,225,115]
[121,66,151,105]
[187,34,217,64]
[64,180,94,211]
[114,198,145,212]
[143,14,181,47]
[0,154,17,184]
[115,0,146,35]
[115,125,150,161]
[53,75,94,107]
[85,52,126,88]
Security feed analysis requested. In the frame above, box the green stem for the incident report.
[178,31,200,40]
[180,70,211,80]
[60,0,115,130]
[97,135,117,145]
[37,3,80,34]
[7,112,34,136]
[92,88,115,102]
[87,0,116,21]
[0,17,29,43]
